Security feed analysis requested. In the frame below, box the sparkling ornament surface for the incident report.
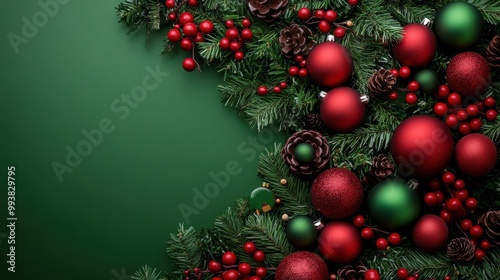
[320,87,366,133]
[310,168,364,219]
[306,41,353,88]
[392,23,437,68]
[434,2,483,49]
[390,115,454,178]
[275,251,329,280]
[286,215,318,248]
[368,179,421,229]
[412,214,449,252]
[455,133,497,177]
[294,143,315,164]
[414,69,438,94]
[249,187,275,212]
[318,221,363,264]
[446,52,491,97]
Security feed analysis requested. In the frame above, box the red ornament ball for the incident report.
[455,133,497,177]
[310,168,364,219]
[392,23,437,68]
[390,115,454,178]
[318,221,363,264]
[275,251,329,280]
[412,215,449,251]
[320,87,366,132]
[306,41,353,88]
[446,52,491,97]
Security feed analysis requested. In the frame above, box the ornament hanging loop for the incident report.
[421,18,431,27]
[319,91,327,99]
[326,35,335,42]
[408,179,419,190]
[360,94,370,104]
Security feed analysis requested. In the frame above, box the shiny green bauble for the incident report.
[286,215,318,248]
[368,179,421,230]
[249,187,275,212]
[414,69,439,94]
[294,143,315,164]
[434,2,484,49]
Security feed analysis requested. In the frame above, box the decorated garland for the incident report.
[116,0,500,279]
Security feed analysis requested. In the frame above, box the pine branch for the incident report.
[483,116,500,142]
[328,124,394,154]
[467,0,500,24]
[353,0,404,44]
[166,225,203,273]
[133,265,164,280]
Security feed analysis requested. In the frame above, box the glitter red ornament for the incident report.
[310,168,364,219]
[392,23,437,68]
[318,221,363,264]
[455,133,497,177]
[320,87,366,132]
[275,251,329,280]
[412,214,449,252]
[446,52,491,97]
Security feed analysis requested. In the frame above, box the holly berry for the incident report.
[436,84,451,100]
[465,197,478,210]
[294,55,304,62]
[188,0,197,6]
[279,82,288,89]
[399,66,411,79]
[429,178,441,191]
[333,27,346,39]
[407,277,417,280]
[238,263,251,276]
[424,192,439,206]
[219,38,230,49]
[225,20,234,28]
[390,68,399,78]
[445,114,459,128]
[469,118,482,131]
[243,241,256,254]
[376,237,389,250]
[194,33,204,43]
[442,172,455,185]
[300,60,306,67]
[408,81,419,92]
[454,179,465,190]
[255,267,267,278]
[174,23,181,29]
[440,209,453,223]
[212,278,223,280]
[365,269,381,280]
[460,219,473,231]
[226,28,239,40]
[193,267,201,274]
[435,191,445,203]
[167,12,177,21]
[208,261,222,272]
[183,23,198,37]
[298,68,308,78]
[315,9,325,18]
[165,0,175,8]
[229,41,241,52]
[480,240,491,251]
[167,29,182,42]
[199,20,214,34]
[234,51,245,61]
[222,269,240,280]
[397,268,410,279]
[353,215,365,227]
[184,269,190,276]
[470,225,483,239]
[180,38,193,51]
[388,233,401,246]
[257,86,268,96]
[348,0,359,5]
[298,7,312,21]
[361,227,374,239]
[475,248,486,261]
[454,189,469,202]
[253,250,265,262]
[486,109,498,121]
[182,58,196,72]
[289,66,299,76]
[446,198,462,212]
[444,276,451,280]
[273,86,281,93]
[241,28,253,41]
[447,93,462,107]
[222,251,238,265]
[248,277,261,280]
[466,104,479,117]
[318,20,331,33]
[405,92,418,104]
[458,122,471,135]
[324,10,337,22]
[179,12,194,26]
[242,18,252,28]
[433,102,448,116]
[484,96,496,107]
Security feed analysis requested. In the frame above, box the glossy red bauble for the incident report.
[320,87,366,132]
[446,52,491,97]
[455,133,497,177]
[392,23,437,68]
[318,221,363,264]
[412,215,449,251]
[275,251,329,280]
[306,41,353,88]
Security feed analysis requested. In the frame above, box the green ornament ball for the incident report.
[249,187,275,212]
[286,216,318,248]
[434,2,484,49]
[414,69,439,94]
[368,179,421,230]
[294,143,315,164]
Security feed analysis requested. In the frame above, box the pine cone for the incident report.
[305,114,323,130]
[368,69,397,97]
[447,237,475,263]
[486,36,500,68]
[279,23,314,58]
[337,262,367,280]
[281,130,330,177]
[479,210,500,245]
[248,0,288,22]
[370,154,395,181]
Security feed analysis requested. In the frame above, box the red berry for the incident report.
[457,110,468,121]
[273,86,281,93]
[242,18,252,28]
[460,219,473,231]
[184,269,190,276]
[167,12,177,21]
[445,113,459,128]
[333,27,346,38]
[182,58,196,72]
[324,10,337,22]
[436,84,450,100]
[226,28,239,40]
[459,123,471,135]
[289,66,299,76]
[194,33,204,43]
[188,0,197,5]
[470,118,482,131]
[318,20,331,33]
[315,9,325,18]
[253,250,265,262]
[484,96,496,107]
[465,197,478,210]
[444,276,451,280]
[167,29,182,42]
[222,269,240,280]
[440,210,454,223]
[470,225,483,239]
[454,189,469,202]
[353,215,365,227]
[208,261,222,272]
[348,0,359,5]
[238,263,251,276]
[295,55,304,62]
[222,252,237,265]
[255,267,267,278]
[298,68,308,78]
[424,192,439,206]
[257,86,268,96]
[447,93,462,107]
[180,38,193,51]
[435,191,445,203]
[454,179,465,190]
[407,277,417,280]
[300,60,306,67]
[477,101,485,111]
[399,66,411,79]
[229,41,241,52]
[199,20,214,34]
[225,20,234,28]
[376,238,389,250]
[241,28,253,41]
[194,267,201,274]
[388,91,398,100]
[174,24,181,29]
[183,22,198,37]
[361,228,374,239]
[429,178,441,191]
[179,12,194,26]
[297,7,312,21]
[279,82,288,89]
[475,248,486,261]
[219,38,230,49]
[486,109,498,121]
[243,241,256,254]
[408,81,419,92]
[388,233,401,246]
[433,102,448,116]
[405,92,418,104]
[234,51,245,61]
[365,269,380,280]
[442,172,455,185]
[212,278,223,280]
[248,277,261,280]
[480,240,491,251]
[466,104,479,117]
[446,198,462,212]
[397,268,410,279]
[390,68,399,78]
[165,0,175,8]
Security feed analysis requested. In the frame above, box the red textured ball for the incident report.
[392,23,437,68]
[390,115,454,178]
[318,221,363,264]
[310,168,364,219]
[412,215,449,252]
[320,87,366,133]
[446,52,491,97]
[306,41,353,88]
[455,133,497,177]
[275,251,329,280]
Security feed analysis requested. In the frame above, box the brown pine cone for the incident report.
[279,23,314,58]
[305,113,323,130]
[281,130,330,177]
[447,237,475,263]
[486,36,500,68]
[368,69,397,97]
[337,262,367,280]
[478,210,500,245]
[248,0,288,22]
[370,154,396,181]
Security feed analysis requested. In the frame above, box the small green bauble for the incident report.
[414,69,439,94]
[434,2,484,49]
[286,215,318,248]
[249,187,275,212]
[367,179,421,230]
[294,143,315,164]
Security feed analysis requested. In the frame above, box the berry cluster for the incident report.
[353,215,402,250]
[296,7,352,38]
[387,66,417,104]
[257,81,288,96]
[219,19,253,62]
[288,55,308,79]
[394,267,448,280]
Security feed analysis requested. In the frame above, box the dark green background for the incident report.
[0,1,282,279]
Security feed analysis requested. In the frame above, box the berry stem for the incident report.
[172,0,188,14]
[192,46,202,72]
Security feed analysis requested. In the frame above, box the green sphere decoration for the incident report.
[414,69,439,94]
[368,179,421,230]
[434,2,484,49]
[249,187,275,213]
[294,143,315,164]
[286,216,318,248]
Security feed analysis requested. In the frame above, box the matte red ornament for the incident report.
[306,41,353,88]
[455,133,497,177]
[320,87,366,132]
[412,214,449,251]
[310,168,364,219]
[275,251,329,280]
[392,23,437,68]
[390,115,454,178]
[318,221,363,264]
[446,52,491,97]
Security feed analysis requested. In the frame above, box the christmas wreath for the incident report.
[116,0,500,279]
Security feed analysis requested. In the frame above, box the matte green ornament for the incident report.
[367,179,421,230]
[414,69,439,94]
[294,143,315,164]
[286,215,318,248]
[434,2,483,49]
[249,187,275,213]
